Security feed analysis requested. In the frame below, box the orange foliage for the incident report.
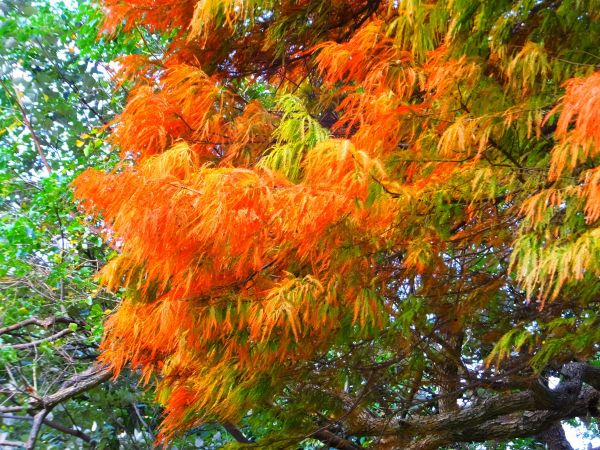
[74,0,600,444]
[548,71,600,179]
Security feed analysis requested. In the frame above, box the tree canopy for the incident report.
[73,0,600,448]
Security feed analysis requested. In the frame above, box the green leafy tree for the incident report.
[0,1,199,448]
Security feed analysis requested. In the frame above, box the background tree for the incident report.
[0,1,230,448]
[74,1,600,449]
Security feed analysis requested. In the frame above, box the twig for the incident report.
[0,318,54,335]
[0,316,79,336]
[0,79,52,174]
[1,329,72,350]
[43,418,93,444]
[0,441,26,448]
[0,406,29,413]
[0,414,33,421]
[132,402,154,442]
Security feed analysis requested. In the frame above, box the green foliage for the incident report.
[0,1,197,447]
[258,94,329,181]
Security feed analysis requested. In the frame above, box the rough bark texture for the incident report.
[317,362,600,449]
[537,422,574,450]
[40,364,111,410]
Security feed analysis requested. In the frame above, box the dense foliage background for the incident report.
[0,1,234,448]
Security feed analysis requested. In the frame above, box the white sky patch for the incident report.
[564,421,600,450]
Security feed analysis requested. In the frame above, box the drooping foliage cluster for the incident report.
[74,0,600,447]
[0,1,213,448]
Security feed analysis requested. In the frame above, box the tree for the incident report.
[0,1,205,448]
[74,1,600,448]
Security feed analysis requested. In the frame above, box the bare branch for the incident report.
[0,412,91,443]
[41,364,111,410]
[43,418,93,444]
[0,406,29,414]
[0,318,45,336]
[0,365,111,447]
[132,402,154,440]
[1,329,72,350]
[222,422,252,444]
[25,409,48,450]
[0,440,26,448]
[0,79,52,174]
[0,317,73,335]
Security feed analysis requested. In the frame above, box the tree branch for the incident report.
[0,79,52,174]
[311,429,363,450]
[402,364,600,449]
[0,441,26,448]
[43,417,93,444]
[537,422,573,450]
[41,364,111,410]
[327,362,599,449]
[0,317,54,335]
[222,422,252,444]
[25,409,48,450]
[581,363,600,391]
[0,415,92,443]
[0,365,112,448]
[1,328,72,350]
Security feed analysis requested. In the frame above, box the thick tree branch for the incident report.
[40,364,111,410]
[406,364,600,449]
[402,385,599,449]
[537,422,573,450]
[327,362,599,449]
[411,390,537,432]
[581,364,600,391]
